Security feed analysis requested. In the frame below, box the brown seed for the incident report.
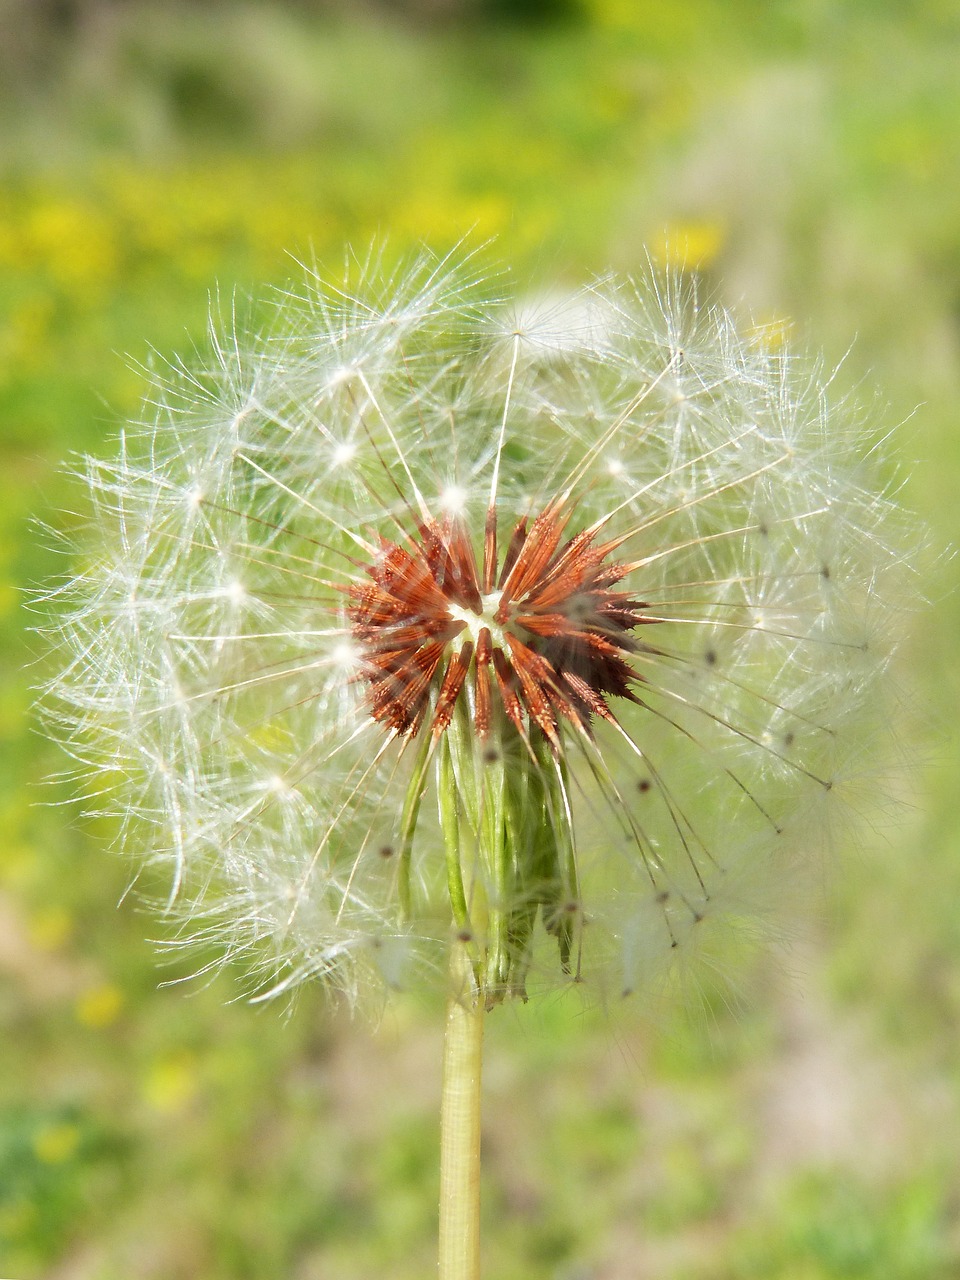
[348,505,650,751]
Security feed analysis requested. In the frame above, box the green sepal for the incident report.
[440,678,580,1005]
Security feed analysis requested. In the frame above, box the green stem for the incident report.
[439,943,484,1280]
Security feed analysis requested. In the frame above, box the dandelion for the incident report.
[43,246,920,1277]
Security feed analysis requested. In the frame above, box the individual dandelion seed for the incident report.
[41,245,923,1278]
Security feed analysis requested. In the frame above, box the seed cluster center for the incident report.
[348,499,650,751]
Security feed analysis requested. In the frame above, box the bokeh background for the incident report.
[2,2,959,1276]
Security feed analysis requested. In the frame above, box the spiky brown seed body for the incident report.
[348,499,651,750]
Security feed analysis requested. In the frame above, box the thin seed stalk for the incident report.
[439,941,485,1280]
[439,736,472,937]
[397,726,434,919]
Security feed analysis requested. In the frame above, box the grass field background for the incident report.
[1,2,959,1276]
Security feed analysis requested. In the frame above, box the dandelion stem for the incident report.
[439,941,485,1280]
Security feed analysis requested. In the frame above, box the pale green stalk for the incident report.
[439,941,484,1280]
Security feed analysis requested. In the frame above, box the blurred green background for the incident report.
[1,1,959,1276]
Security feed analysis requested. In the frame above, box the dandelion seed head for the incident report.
[439,484,468,515]
[332,640,361,671]
[41,247,926,1010]
[499,288,615,361]
[326,364,356,389]
[330,440,357,467]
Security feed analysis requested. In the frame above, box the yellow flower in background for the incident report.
[0,296,56,382]
[75,982,124,1028]
[392,193,510,249]
[142,1052,199,1115]
[23,197,118,300]
[33,1121,80,1165]
[747,314,794,352]
[651,222,725,271]
[28,905,73,951]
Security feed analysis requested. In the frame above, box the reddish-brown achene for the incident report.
[348,498,652,750]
